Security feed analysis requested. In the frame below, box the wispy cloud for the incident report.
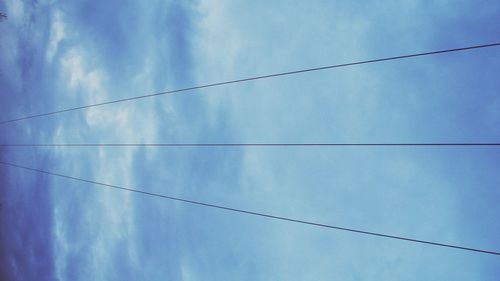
[1,1,500,280]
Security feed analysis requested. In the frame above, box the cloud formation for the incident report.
[1,0,499,280]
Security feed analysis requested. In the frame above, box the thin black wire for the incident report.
[1,160,498,257]
[1,143,500,147]
[1,42,499,126]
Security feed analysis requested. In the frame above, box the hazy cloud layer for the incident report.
[1,0,499,280]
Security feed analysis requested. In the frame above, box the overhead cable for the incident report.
[1,42,499,125]
[1,160,499,257]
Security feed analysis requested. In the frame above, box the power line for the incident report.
[1,160,498,257]
[1,143,500,147]
[1,42,500,126]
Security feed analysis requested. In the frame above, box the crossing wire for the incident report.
[1,143,500,147]
[1,42,500,125]
[1,160,499,257]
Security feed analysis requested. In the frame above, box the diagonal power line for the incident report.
[1,142,500,147]
[1,160,499,257]
[1,42,500,125]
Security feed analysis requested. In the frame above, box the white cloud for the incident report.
[46,10,66,62]
[4,0,25,24]
[59,48,107,97]
[52,44,145,280]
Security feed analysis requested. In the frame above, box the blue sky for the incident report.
[1,0,500,280]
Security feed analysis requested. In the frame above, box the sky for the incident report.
[1,0,500,280]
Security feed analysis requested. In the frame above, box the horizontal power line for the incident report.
[1,143,500,147]
[1,160,499,257]
[1,42,500,126]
